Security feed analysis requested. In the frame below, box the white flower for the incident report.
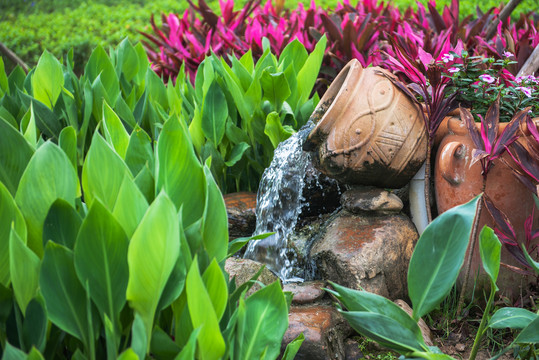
[479,74,496,84]
[442,53,454,63]
[503,51,514,58]
[448,67,460,73]
[516,86,533,97]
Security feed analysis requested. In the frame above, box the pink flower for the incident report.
[503,51,514,58]
[441,53,454,63]
[479,74,496,83]
[516,86,533,97]
[448,67,460,73]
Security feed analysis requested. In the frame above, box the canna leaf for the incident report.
[514,316,539,344]
[202,81,228,146]
[102,102,130,159]
[32,50,64,110]
[261,70,291,111]
[478,226,501,289]
[202,165,228,262]
[58,126,78,171]
[43,199,82,250]
[296,35,327,107]
[264,112,294,148]
[489,307,538,329]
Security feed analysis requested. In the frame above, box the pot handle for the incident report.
[439,141,466,185]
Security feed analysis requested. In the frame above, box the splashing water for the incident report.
[243,123,316,282]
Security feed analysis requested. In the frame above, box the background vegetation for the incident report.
[1,0,538,74]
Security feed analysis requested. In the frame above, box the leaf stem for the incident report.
[469,281,496,360]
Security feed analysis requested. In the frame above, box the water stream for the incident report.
[243,123,316,282]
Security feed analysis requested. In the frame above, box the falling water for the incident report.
[243,122,317,282]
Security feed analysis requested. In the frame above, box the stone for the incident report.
[223,192,257,240]
[341,187,403,214]
[394,299,433,347]
[283,281,326,305]
[281,304,351,360]
[310,210,418,299]
[224,258,279,296]
[343,338,364,360]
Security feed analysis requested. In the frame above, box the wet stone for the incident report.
[341,187,403,214]
[283,281,326,305]
[224,258,279,296]
[281,304,351,360]
[223,192,257,240]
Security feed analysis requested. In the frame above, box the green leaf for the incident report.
[489,307,538,329]
[131,312,148,360]
[514,316,539,343]
[409,196,480,320]
[202,81,228,146]
[264,112,294,148]
[39,242,99,346]
[85,45,120,107]
[126,192,180,350]
[82,132,132,210]
[296,35,327,107]
[74,200,129,326]
[186,258,226,360]
[125,126,154,177]
[9,228,39,314]
[59,126,78,171]
[202,165,228,262]
[238,282,288,360]
[225,142,250,167]
[1,342,27,360]
[18,92,63,141]
[174,328,200,360]
[202,259,228,321]
[24,104,38,148]
[281,333,305,360]
[341,311,426,354]
[22,299,47,352]
[0,57,8,97]
[117,348,140,360]
[43,199,82,249]
[32,50,64,109]
[116,38,140,83]
[102,102,130,159]
[522,244,539,274]
[112,175,149,238]
[15,142,78,257]
[27,347,45,360]
[150,327,181,360]
[327,282,426,347]
[227,233,273,258]
[478,226,501,289]
[0,117,34,196]
[156,116,205,228]
[0,182,26,286]
[261,71,291,111]
[146,68,168,110]
[279,39,309,74]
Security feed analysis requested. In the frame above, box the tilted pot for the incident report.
[303,59,427,189]
[435,116,539,297]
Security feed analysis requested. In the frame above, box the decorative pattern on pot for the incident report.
[435,116,539,297]
[303,59,427,189]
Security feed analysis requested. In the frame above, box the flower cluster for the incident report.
[440,51,539,122]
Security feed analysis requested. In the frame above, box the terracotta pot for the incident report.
[303,59,427,188]
[434,116,539,297]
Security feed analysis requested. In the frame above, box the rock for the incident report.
[224,258,279,296]
[341,187,403,214]
[283,281,326,305]
[344,338,364,360]
[223,192,257,240]
[455,343,466,352]
[282,304,351,360]
[310,210,418,299]
[394,299,433,347]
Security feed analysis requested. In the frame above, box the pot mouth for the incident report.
[303,59,362,151]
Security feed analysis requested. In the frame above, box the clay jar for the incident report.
[303,59,427,189]
[435,116,539,297]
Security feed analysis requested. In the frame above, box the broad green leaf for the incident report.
[0,117,34,196]
[18,92,63,141]
[127,192,180,349]
[202,81,228,146]
[202,165,228,262]
[264,112,294,148]
[15,142,78,257]
[479,226,501,289]
[157,246,187,311]
[409,196,480,320]
[146,68,168,110]
[296,35,327,106]
[327,282,426,346]
[104,315,118,360]
[230,56,254,92]
[239,50,254,73]
[227,233,273,258]
[0,182,26,286]
[189,108,205,154]
[22,299,47,352]
[238,282,288,360]
[43,199,82,249]
[27,347,45,360]
[489,307,538,329]
[117,349,139,360]
[225,142,250,167]
[116,38,140,82]
[74,200,129,325]
[514,316,539,343]
[279,39,309,73]
[0,57,8,97]
[39,242,99,345]
[103,102,130,159]
[9,228,39,314]
[85,45,120,107]
[82,132,132,210]
[522,244,539,274]
[156,116,205,227]
[134,165,155,204]
[112,175,149,238]
[24,104,38,148]
[261,71,291,111]
[341,311,426,354]
[175,328,200,360]
[1,342,27,360]
[0,105,18,128]
[202,259,228,320]
[186,258,226,360]
[32,50,64,109]
[150,327,181,359]
[59,126,78,171]
[131,312,148,360]
[125,126,154,177]
[115,96,137,130]
[281,333,305,360]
